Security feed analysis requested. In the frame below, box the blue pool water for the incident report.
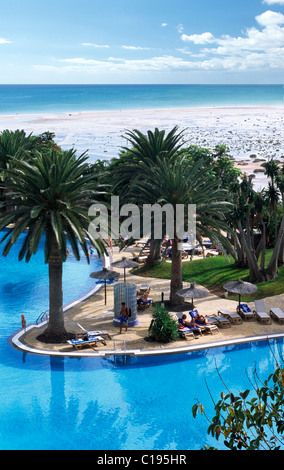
[0,84,283,115]
[0,232,283,450]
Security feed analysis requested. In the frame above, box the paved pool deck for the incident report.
[10,248,284,358]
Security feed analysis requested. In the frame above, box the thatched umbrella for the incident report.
[177,282,210,308]
[223,279,258,310]
[90,268,120,304]
[111,257,139,282]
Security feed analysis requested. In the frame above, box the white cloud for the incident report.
[82,43,110,48]
[177,24,184,34]
[181,32,216,44]
[35,49,283,75]
[180,10,284,71]
[262,0,284,5]
[256,10,284,26]
[0,38,11,44]
[121,45,150,50]
[34,10,284,78]
[176,48,192,55]
[161,23,167,27]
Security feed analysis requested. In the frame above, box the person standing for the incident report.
[119,302,130,334]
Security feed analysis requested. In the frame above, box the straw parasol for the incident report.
[177,282,210,308]
[90,268,120,304]
[111,257,139,282]
[223,279,258,310]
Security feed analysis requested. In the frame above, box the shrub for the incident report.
[148,303,179,343]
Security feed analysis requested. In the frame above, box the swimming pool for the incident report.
[0,234,283,450]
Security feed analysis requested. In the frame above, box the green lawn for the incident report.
[133,250,284,302]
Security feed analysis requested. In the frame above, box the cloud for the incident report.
[262,0,284,4]
[0,38,11,44]
[121,45,150,50]
[82,43,110,48]
[181,10,284,59]
[256,10,284,26]
[35,48,283,76]
[161,23,167,27]
[181,32,216,44]
[34,10,284,77]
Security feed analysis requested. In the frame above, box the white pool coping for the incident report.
[10,322,284,359]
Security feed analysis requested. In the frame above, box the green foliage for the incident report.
[108,126,187,200]
[134,250,284,300]
[148,303,179,343]
[0,148,106,263]
[192,356,284,450]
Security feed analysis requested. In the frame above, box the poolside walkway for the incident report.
[11,247,284,358]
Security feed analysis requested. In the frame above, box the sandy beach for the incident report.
[0,105,283,190]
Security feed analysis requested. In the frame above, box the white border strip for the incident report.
[10,328,284,358]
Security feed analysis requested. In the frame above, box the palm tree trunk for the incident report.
[265,213,284,280]
[278,198,284,266]
[237,220,266,283]
[170,237,183,305]
[146,239,162,266]
[42,241,67,341]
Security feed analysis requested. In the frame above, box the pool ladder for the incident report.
[36,310,49,324]
[112,340,128,364]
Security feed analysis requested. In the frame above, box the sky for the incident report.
[0,0,284,84]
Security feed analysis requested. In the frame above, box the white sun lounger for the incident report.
[269,308,284,324]
[67,336,107,351]
[207,315,231,328]
[217,309,243,325]
[77,323,112,339]
[253,300,271,325]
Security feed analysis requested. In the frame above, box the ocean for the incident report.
[0,84,283,115]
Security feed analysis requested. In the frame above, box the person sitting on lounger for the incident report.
[195,312,208,325]
[180,314,195,327]
[119,302,130,334]
[189,309,208,325]
[137,292,152,305]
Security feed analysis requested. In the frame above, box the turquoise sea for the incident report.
[0,84,283,114]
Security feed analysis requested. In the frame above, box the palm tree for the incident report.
[262,158,280,241]
[276,171,284,265]
[0,129,41,171]
[125,156,233,304]
[110,126,188,264]
[0,148,107,342]
[0,129,43,210]
[229,172,284,283]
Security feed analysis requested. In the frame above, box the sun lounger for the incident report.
[189,310,219,335]
[137,298,152,310]
[178,317,203,336]
[177,326,195,341]
[269,307,284,324]
[237,303,255,322]
[207,315,231,328]
[137,285,151,297]
[67,336,107,351]
[217,309,243,325]
[77,323,112,339]
[253,300,271,325]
